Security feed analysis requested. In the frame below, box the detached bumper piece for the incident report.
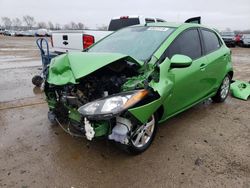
[230,80,250,101]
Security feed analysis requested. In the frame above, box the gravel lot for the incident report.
[0,35,249,188]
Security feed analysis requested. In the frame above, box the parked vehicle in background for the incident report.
[220,31,236,47]
[35,28,51,37]
[3,30,15,36]
[45,22,233,154]
[108,15,166,31]
[15,30,25,36]
[51,30,112,54]
[241,34,250,47]
[0,29,5,35]
[51,15,166,54]
[15,30,36,37]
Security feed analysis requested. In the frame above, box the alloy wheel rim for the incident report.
[131,116,155,148]
[220,77,230,99]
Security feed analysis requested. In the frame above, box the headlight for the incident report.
[78,90,148,118]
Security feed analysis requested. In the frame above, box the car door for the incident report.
[200,29,230,94]
[162,28,209,116]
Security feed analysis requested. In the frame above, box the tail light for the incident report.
[83,34,95,49]
[50,35,54,47]
[120,16,129,19]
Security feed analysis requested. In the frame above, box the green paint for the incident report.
[93,121,110,137]
[129,59,173,123]
[122,64,155,91]
[68,108,81,122]
[47,52,142,85]
[129,98,162,123]
[230,80,250,101]
[170,54,192,68]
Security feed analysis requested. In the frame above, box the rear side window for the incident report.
[108,18,140,31]
[201,29,221,54]
[165,29,202,60]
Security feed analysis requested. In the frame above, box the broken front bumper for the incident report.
[230,80,250,100]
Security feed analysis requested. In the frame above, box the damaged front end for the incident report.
[45,52,165,146]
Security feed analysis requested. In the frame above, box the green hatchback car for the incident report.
[45,22,233,154]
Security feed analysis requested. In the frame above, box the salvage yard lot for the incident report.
[0,35,250,187]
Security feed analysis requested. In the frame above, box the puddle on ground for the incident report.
[33,87,43,95]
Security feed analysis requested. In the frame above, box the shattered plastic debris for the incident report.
[230,80,250,101]
[84,118,95,140]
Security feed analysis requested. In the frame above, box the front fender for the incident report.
[128,59,173,123]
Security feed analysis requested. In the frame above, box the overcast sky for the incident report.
[0,0,250,30]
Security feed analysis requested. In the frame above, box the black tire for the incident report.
[212,75,231,103]
[32,75,43,87]
[127,114,158,155]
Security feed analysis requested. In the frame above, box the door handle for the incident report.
[200,63,206,71]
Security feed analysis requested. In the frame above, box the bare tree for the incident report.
[55,23,61,30]
[1,17,12,29]
[48,21,54,30]
[97,25,108,31]
[69,22,78,29]
[23,15,36,29]
[78,22,84,29]
[37,22,47,29]
[63,23,71,30]
[12,18,22,30]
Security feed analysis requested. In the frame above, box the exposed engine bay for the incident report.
[74,60,138,104]
[46,59,139,106]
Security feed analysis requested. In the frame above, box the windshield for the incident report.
[88,26,175,61]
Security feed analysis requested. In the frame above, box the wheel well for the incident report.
[228,71,234,80]
[156,105,164,121]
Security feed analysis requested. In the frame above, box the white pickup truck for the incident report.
[51,15,166,54]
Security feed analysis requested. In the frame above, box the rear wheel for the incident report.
[127,114,158,154]
[212,75,231,103]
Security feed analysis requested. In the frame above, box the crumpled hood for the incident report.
[47,52,143,85]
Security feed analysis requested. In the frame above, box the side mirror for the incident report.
[170,54,192,68]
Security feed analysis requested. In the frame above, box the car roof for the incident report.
[143,22,204,29]
[133,22,218,34]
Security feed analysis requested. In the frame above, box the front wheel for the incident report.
[127,114,158,154]
[212,75,231,103]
